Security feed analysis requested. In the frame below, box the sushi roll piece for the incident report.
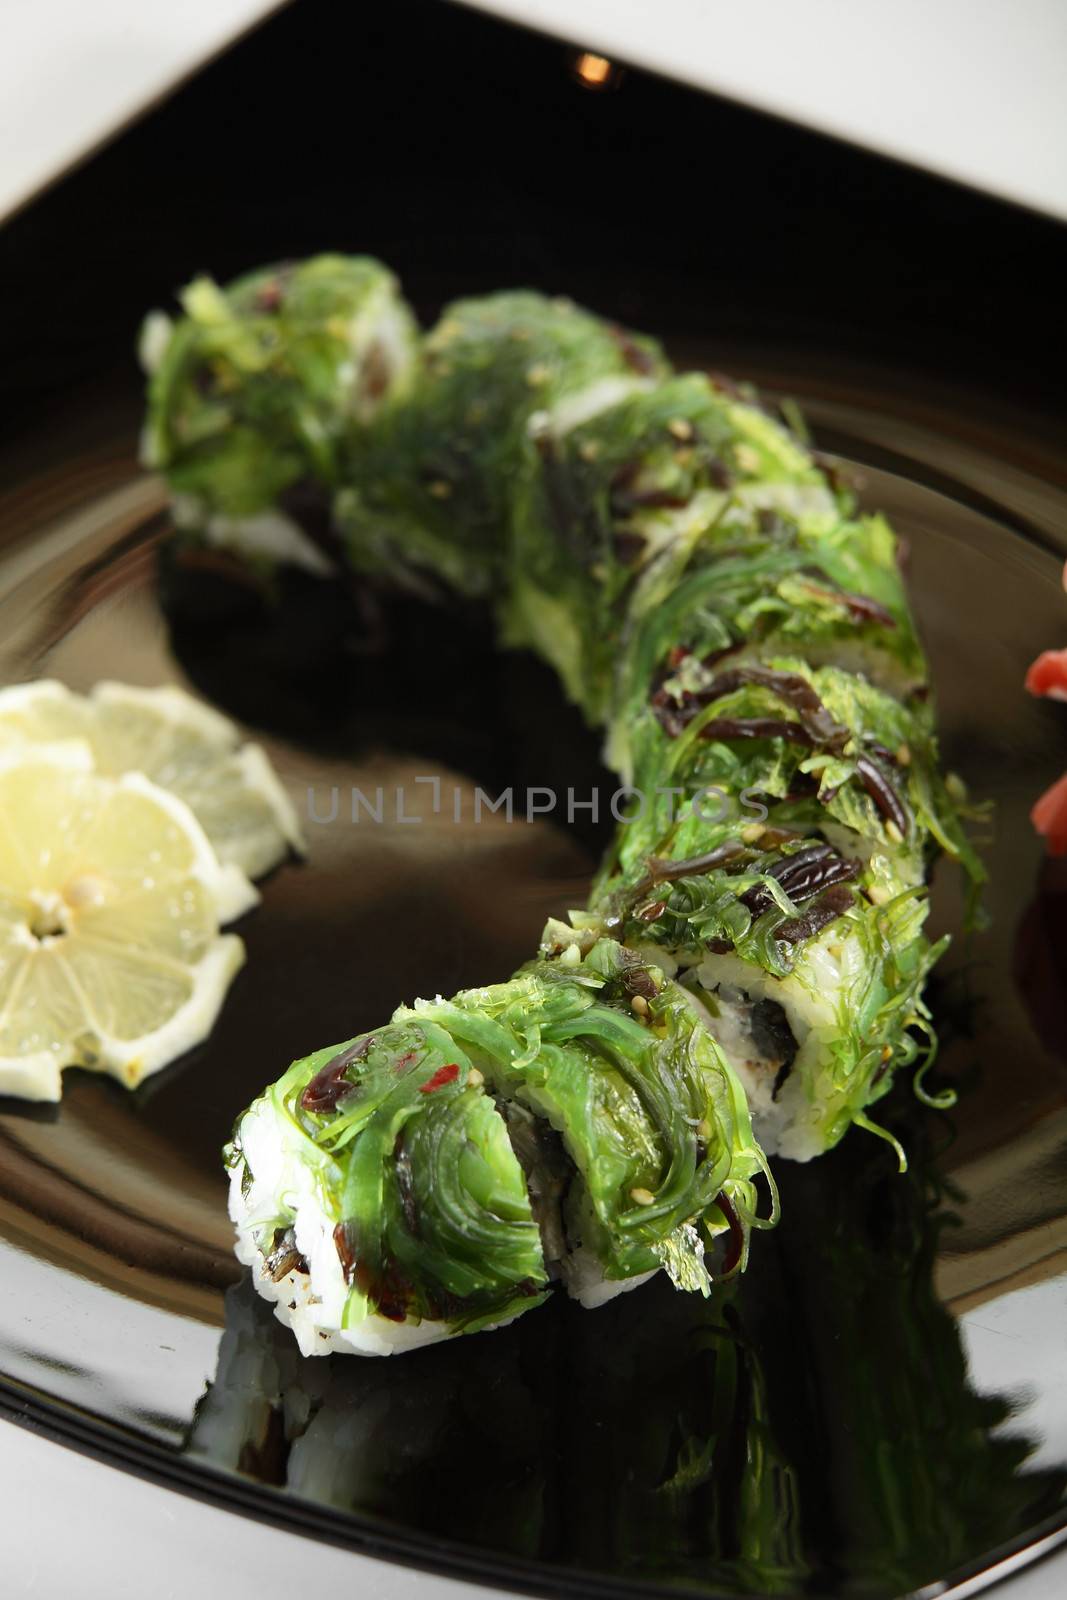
[227,1024,548,1357]
[593,651,974,1161]
[581,390,982,1158]
[335,290,670,598]
[140,254,417,576]
[226,938,773,1353]
[133,259,982,1347]
[505,368,927,728]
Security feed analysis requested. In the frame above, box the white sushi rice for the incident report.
[564,1249,658,1309]
[229,1094,538,1356]
[687,922,868,1162]
[229,1095,454,1357]
[632,891,862,1163]
[201,508,336,578]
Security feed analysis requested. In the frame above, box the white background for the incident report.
[2,0,1066,222]
[472,0,1067,221]
[0,0,283,221]
[2,1,1065,1594]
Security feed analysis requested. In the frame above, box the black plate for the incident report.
[1,364,1066,1600]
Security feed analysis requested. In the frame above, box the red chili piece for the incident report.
[419,1062,460,1094]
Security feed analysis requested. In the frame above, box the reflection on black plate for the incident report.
[0,374,1066,1599]
[190,1118,1063,1597]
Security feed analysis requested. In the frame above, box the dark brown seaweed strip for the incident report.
[300,1036,374,1113]
[742,847,860,917]
[855,755,910,836]
[700,716,817,747]
[776,883,856,944]
[630,840,748,901]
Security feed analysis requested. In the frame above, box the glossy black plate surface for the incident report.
[0,361,1065,1599]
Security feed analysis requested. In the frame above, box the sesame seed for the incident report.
[896,743,912,766]
[668,418,694,441]
[868,884,892,905]
[630,1186,656,1206]
[467,1066,484,1087]
[885,821,904,845]
[741,822,765,843]
[630,994,650,1016]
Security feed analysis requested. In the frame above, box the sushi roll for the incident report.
[140,254,417,576]
[140,263,981,1351]
[594,653,969,1161]
[225,938,772,1354]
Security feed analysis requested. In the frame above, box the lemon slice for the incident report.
[0,746,247,1102]
[0,680,303,892]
